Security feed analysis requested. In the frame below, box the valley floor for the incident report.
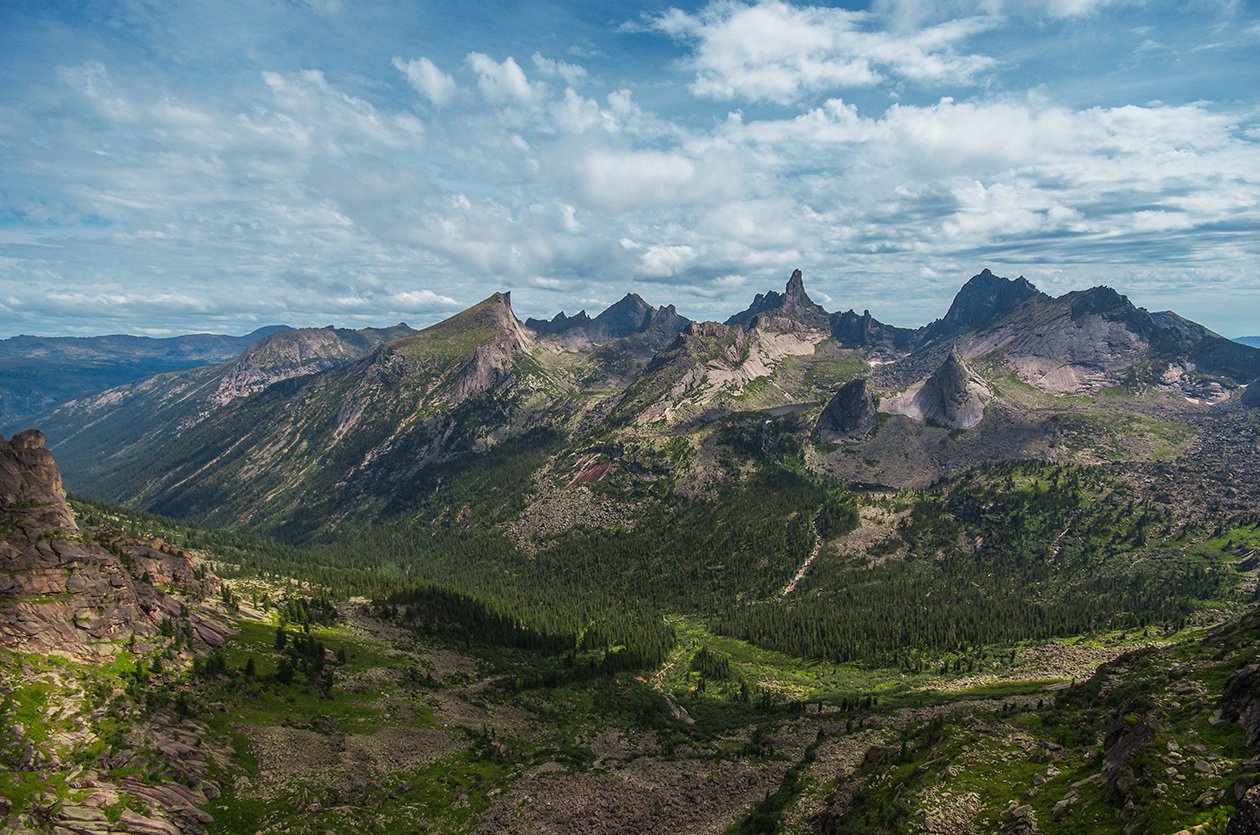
[6,584,1250,835]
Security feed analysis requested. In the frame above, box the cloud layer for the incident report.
[0,0,1257,337]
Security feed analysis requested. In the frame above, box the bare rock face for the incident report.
[0,429,77,533]
[816,378,878,441]
[726,269,830,330]
[921,268,1045,344]
[883,350,991,430]
[0,431,220,661]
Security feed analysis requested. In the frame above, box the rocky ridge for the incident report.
[528,293,689,350]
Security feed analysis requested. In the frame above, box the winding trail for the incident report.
[780,507,823,598]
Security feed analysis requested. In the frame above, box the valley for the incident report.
[3,268,1260,833]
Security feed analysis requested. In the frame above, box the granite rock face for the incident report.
[920,268,1045,344]
[1241,381,1260,408]
[883,350,991,430]
[0,430,223,661]
[816,378,878,442]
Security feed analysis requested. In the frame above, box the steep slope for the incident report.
[883,349,992,429]
[0,325,287,429]
[208,323,412,408]
[49,294,561,533]
[966,286,1260,395]
[37,323,414,477]
[919,268,1045,345]
[815,378,878,441]
[607,272,846,426]
[829,308,917,355]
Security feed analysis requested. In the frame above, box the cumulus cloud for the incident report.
[651,0,996,103]
[1,0,1257,336]
[466,53,540,104]
[393,56,457,106]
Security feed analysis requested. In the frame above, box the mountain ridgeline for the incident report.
[28,267,1260,535]
[0,325,289,430]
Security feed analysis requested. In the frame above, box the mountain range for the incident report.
[22,267,1258,537]
[0,326,289,429]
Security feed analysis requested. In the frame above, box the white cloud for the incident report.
[651,0,996,104]
[466,53,539,104]
[392,289,460,307]
[876,0,1149,28]
[531,53,588,85]
[577,150,699,211]
[393,56,457,106]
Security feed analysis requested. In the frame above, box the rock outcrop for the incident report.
[883,350,991,430]
[0,430,222,661]
[830,308,917,354]
[1241,381,1260,408]
[726,269,830,330]
[816,378,878,441]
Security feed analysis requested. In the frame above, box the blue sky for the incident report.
[1,0,1257,338]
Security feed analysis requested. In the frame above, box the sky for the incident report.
[1,0,1258,338]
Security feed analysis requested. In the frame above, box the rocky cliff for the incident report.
[726,269,830,330]
[816,378,878,441]
[0,430,224,662]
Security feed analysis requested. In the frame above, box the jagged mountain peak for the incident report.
[922,269,1045,342]
[394,290,533,357]
[726,268,830,329]
[884,348,991,430]
[816,378,878,442]
[527,291,689,347]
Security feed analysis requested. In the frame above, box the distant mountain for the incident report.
[0,325,288,430]
[29,266,1260,530]
[527,293,689,349]
[1236,336,1260,349]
